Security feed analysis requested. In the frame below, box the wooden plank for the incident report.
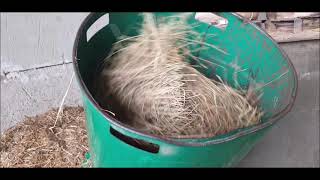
[270,12,320,22]
[268,28,320,43]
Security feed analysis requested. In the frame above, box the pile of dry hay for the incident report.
[0,107,88,168]
[95,13,263,138]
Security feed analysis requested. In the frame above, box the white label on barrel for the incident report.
[86,13,110,42]
[195,12,228,29]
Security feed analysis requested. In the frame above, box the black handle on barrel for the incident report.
[110,127,160,154]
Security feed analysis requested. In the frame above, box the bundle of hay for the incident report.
[95,13,263,138]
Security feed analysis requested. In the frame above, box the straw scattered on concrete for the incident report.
[0,107,88,168]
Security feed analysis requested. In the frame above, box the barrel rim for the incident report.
[72,12,298,146]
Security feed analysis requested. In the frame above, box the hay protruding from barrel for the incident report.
[95,13,263,138]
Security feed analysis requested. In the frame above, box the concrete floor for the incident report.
[238,40,319,167]
[1,40,319,167]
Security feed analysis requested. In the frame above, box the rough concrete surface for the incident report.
[1,64,82,133]
[1,13,88,72]
[1,13,88,132]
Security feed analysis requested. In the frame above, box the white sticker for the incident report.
[195,12,228,29]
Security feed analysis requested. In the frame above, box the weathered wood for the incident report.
[268,29,320,43]
[235,12,320,42]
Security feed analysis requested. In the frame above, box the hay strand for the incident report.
[49,72,75,132]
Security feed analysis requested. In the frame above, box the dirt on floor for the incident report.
[0,106,89,168]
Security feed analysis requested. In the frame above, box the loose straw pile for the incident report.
[95,13,263,138]
[0,107,88,168]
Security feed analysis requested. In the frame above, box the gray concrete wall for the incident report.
[1,13,88,72]
[1,13,88,132]
[0,13,319,167]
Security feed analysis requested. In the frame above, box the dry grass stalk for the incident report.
[95,13,263,138]
[49,72,75,133]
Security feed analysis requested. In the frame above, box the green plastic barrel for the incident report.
[73,12,298,167]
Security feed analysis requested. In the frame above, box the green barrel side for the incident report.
[82,94,272,167]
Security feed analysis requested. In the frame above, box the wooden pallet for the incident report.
[237,12,320,43]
